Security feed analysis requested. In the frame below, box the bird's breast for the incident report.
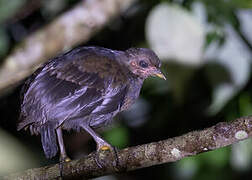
[120,78,143,111]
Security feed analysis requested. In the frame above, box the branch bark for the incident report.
[3,116,252,180]
[0,0,136,95]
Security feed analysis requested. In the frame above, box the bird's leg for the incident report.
[56,127,71,178]
[56,128,71,162]
[82,125,118,168]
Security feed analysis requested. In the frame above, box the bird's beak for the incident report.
[152,69,166,80]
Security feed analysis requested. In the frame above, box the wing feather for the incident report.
[18,47,129,130]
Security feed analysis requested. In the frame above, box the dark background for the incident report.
[0,0,251,179]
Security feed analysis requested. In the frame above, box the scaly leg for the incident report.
[56,127,71,178]
[56,128,71,162]
[82,124,112,151]
[82,124,118,168]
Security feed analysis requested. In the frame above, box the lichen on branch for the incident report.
[3,116,252,180]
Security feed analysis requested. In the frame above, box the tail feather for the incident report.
[40,123,58,159]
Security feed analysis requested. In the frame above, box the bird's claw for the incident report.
[59,156,71,178]
[62,157,71,162]
[60,155,71,164]
[100,145,111,151]
[95,144,119,169]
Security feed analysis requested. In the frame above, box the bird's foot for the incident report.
[61,156,71,163]
[59,155,71,178]
[95,143,119,170]
[100,145,111,151]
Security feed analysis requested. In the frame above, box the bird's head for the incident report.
[125,48,166,80]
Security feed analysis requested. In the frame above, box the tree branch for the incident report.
[0,0,136,95]
[3,116,252,180]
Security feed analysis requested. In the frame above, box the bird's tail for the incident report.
[40,123,58,159]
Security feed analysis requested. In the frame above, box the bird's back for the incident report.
[17,46,163,160]
[18,47,137,133]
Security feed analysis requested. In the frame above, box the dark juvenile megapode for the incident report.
[18,46,165,164]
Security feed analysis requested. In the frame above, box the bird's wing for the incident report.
[51,47,128,88]
[18,47,129,130]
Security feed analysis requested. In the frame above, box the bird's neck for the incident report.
[113,49,145,95]
[128,75,144,99]
[120,75,144,111]
[113,50,128,63]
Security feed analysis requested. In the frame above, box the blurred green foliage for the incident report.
[176,147,231,180]
[0,28,9,59]
[103,126,130,148]
[230,0,252,9]
[0,0,26,23]
[239,92,252,116]
[0,0,251,179]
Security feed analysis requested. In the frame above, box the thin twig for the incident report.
[3,116,252,180]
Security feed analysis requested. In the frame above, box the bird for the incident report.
[18,46,165,164]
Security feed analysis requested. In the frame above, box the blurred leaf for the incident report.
[205,30,225,48]
[175,157,199,179]
[0,0,26,24]
[146,3,205,66]
[237,10,252,45]
[93,175,117,180]
[0,28,9,59]
[41,0,67,18]
[103,126,129,148]
[0,128,39,175]
[231,139,252,171]
[200,147,230,168]
[174,147,230,180]
[239,93,252,116]
[226,102,239,122]
[200,0,235,26]
[205,25,251,115]
[230,0,252,9]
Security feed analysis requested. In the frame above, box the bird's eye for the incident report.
[139,60,148,68]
